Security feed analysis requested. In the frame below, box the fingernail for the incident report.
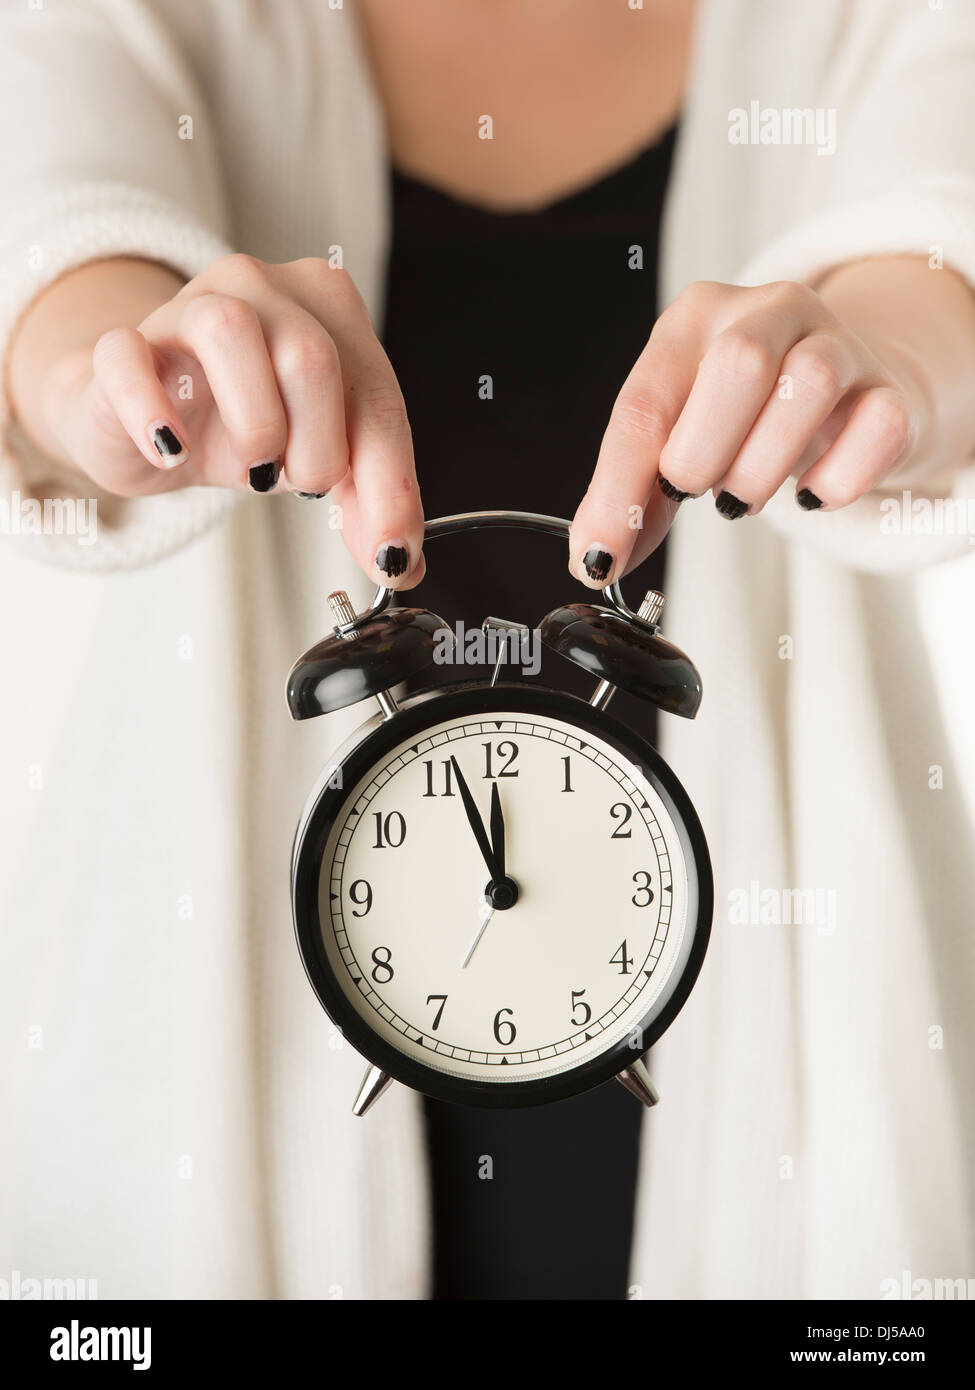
[796,488,823,511]
[150,423,186,467]
[658,475,691,503]
[375,540,410,578]
[248,459,281,493]
[294,490,330,500]
[715,491,749,520]
[581,545,614,584]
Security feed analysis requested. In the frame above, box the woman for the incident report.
[1,0,973,1299]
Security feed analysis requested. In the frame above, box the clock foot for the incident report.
[352,1064,394,1117]
[617,1058,660,1108]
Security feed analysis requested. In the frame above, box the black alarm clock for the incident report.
[287,511,712,1115]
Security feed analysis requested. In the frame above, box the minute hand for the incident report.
[449,756,500,880]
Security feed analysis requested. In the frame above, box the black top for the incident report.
[382,126,677,1300]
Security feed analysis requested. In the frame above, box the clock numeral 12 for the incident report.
[482,741,519,779]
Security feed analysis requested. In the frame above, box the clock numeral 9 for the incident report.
[372,811,406,848]
[570,989,592,1027]
[348,879,373,917]
[482,741,519,779]
[609,802,633,838]
[610,940,634,975]
[493,1007,517,1046]
[631,871,655,907]
[370,946,394,984]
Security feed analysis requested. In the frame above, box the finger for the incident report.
[794,386,914,511]
[713,333,857,514]
[658,310,807,519]
[283,263,424,585]
[569,319,699,587]
[176,292,288,490]
[260,301,350,496]
[327,473,428,592]
[89,327,190,472]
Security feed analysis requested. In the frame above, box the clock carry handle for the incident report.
[339,510,643,634]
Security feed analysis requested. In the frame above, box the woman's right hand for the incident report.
[39,254,426,587]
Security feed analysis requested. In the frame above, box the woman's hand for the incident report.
[36,254,426,587]
[568,277,932,586]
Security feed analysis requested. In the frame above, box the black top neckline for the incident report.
[390,122,679,224]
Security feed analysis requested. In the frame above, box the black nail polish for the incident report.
[582,547,613,583]
[658,475,691,503]
[152,425,183,459]
[375,542,409,578]
[796,488,823,511]
[248,459,281,493]
[294,490,329,500]
[715,491,749,520]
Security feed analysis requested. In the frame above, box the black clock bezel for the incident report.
[292,682,712,1109]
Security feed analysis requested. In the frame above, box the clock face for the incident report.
[293,685,711,1106]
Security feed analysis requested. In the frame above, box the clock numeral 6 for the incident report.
[372,811,406,848]
[482,741,519,779]
[610,940,634,975]
[631,870,655,907]
[493,1007,517,1046]
[348,879,373,917]
[370,946,394,984]
[570,988,592,1027]
[609,802,633,838]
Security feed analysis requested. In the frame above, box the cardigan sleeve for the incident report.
[737,0,975,577]
[0,0,238,572]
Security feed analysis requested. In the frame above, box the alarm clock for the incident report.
[287,511,712,1115]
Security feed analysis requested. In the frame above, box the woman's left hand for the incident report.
[568,278,929,586]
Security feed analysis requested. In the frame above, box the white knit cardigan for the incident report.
[1,0,974,1300]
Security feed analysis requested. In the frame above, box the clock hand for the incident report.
[489,782,505,880]
[462,895,495,970]
[449,755,500,880]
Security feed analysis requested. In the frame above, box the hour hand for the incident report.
[449,756,500,879]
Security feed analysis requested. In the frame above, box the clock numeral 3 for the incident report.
[609,802,633,838]
[370,946,394,984]
[348,879,373,917]
[482,741,519,779]
[372,811,406,848]
[610,940,634,975]
[631,870,655,907]
[570,988,592,1026]
[493,1007,517,1045]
